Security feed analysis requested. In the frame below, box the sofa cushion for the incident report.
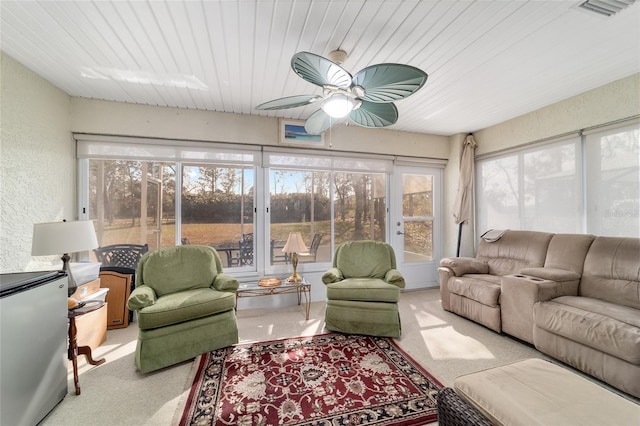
[580,237,640,310]
[543,233,594,274]
[534,296,640,364]
[476,231,553,276]
[137,288,236,330]
[448,274,501,307]
[326,278,400,303]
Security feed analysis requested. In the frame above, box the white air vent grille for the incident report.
[578,0,637,16]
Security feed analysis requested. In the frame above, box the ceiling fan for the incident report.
[255,50,428,135]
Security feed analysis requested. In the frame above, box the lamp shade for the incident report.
[282,232,308,254]
[32,220,99,256]
[321,94,355,118]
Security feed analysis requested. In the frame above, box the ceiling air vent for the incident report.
[577,0,637,16]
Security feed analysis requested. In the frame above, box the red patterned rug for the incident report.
[177,333,443,425]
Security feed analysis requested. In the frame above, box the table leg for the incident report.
[77,345,106,366]
[304,287,310,320]
[68,317,81,395]
[68,315,106,396]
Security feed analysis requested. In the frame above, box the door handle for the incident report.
[396,230,404,235]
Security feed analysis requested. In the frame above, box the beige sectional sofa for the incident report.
[438,230,640,398]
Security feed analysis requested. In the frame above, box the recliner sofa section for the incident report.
[439,230,640,398]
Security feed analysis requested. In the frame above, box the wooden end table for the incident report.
[236,279,311,319]
[68,302,106,395]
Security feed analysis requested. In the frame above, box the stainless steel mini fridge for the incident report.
[0,270,68,426]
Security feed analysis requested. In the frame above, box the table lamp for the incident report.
[282,232,308,283]
[32,220,99,297]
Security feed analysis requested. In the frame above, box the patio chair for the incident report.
[94,243,149,269]
[236,233,254,266]
[300,232,323,263]
[127,245,239,373]
[322,240,405,337]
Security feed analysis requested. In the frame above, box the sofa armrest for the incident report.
[501,274,579,343]
[439,257,489,276]
[128,285,157,311]
[212,273,240,292]
[520,267,580,282]
[384,269,406,289]
[322,267,344,284]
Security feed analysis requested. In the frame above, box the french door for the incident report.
[390,166,442,289]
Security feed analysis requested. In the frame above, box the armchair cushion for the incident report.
[326,278,400,303]
[138,245,223,297]
[137,288,236,330]
[334,240,397,279]
[128,285,157,310]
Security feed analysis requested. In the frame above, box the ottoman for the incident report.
[439,358,640,426]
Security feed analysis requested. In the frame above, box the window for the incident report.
[88,160,176,251]
[264,150,392,268]
[269,169,331,265]
[77,136,411,276]
[476,119,640,237]
[585,123,640,237]
[77,135,259,268]
[181,164,255,268]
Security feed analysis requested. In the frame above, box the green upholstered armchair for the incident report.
[127,245,239,373]
[322,240,405,338]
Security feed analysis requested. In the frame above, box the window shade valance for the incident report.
[74,134,260,164]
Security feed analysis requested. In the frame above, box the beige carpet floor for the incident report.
[41,288,546,425]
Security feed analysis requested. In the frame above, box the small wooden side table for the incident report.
[68,302,106,395]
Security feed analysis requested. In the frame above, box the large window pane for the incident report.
[89,159,176,252]
[181,164,255,268]
[333,172,386,243]
[523,142,580,232]
[269,169,331,265]
[586,125,639,237]
[476,155,520,232]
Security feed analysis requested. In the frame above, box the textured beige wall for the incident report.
[474,73,640,155]
[70,98,450,159]
[1,53,73,272]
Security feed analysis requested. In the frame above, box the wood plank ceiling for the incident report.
[1,0,639,136]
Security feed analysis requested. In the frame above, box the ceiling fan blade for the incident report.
[255,94,322,110]
[349,101,398,128]
[304,109,344,135]
[352,64,427,102]
[291,52,352,89]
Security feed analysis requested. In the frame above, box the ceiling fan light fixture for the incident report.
[321,93,355,118]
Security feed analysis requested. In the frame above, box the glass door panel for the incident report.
[392,167,441,289]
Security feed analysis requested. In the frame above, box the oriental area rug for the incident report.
[176,333,443,426]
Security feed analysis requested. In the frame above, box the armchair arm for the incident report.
[385,269,406,289]
[212,273,240,292]
[127,285,157,311]
[439,257,489,276]
[322,267,344,284]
